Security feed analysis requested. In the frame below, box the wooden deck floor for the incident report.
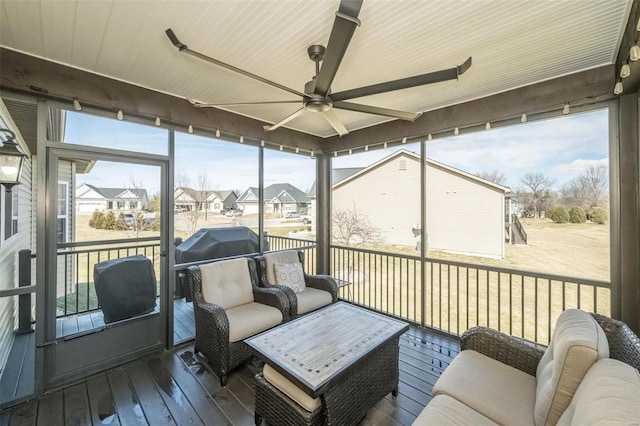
[0,324,458,425]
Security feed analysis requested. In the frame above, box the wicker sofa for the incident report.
[413,310,640,425]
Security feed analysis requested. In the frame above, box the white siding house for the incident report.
[76,184,148,212]
[237,184,307,215]
[331,150,510,259]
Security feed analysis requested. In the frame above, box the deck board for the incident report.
[1,315,458,425]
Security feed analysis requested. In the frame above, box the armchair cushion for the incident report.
[226,302,283,342]
[296,288,333,315]
[413,395,499,426]
[534,309,609,426]
[274,262,306,293]
[263,250,301,285]
[433,349,537,425]
[557,358,640,425]
[199,258,254,309]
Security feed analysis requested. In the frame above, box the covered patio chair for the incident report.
[255,250,338,319]
[186,257,290,386]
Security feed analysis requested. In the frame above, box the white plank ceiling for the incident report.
[0,0,631,138]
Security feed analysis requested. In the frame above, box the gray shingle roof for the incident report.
[84,183,148,200]
[307,167,363,197]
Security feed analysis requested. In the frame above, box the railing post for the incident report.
[16,249,34,334]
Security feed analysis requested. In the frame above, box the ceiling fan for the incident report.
[166,0,471,136]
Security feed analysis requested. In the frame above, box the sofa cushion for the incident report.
[557,358,640,425]
[296,288,333,314]
[263,364,322,412]
[413,394,499,426]
[274,262,306,293]
[433,349,537,425]
[535,309,609,426]
[263,250,300,285]
[225,302,283,342]
[199,258,254,310]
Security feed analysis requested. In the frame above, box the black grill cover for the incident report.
[93,255,157,324]
[175,226,268,264]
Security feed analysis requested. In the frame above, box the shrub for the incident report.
[104,211,117,230]
[569,207,586,223]
[549,206,569,223]
[590,207,608,224]
[89,211,106,229]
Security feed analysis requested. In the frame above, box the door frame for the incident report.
[39,141,172,389]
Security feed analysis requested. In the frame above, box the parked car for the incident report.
[285,212,300,218]
[225,209,242,217]
[122,212,135,228]
[299,215,312,224]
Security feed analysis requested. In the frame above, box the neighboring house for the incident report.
[237,183,308,215]
[76,184,148,212]
[174,187,237,213]
[329,149,512,259]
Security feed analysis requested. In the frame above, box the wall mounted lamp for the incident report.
[0,128,27,192]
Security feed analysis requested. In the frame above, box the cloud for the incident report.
[550,158,609,183]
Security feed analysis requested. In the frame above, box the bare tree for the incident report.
[175,173,199,235]
[332,204,382,246]
[475,170,507,185]
[121,174,148,239]
[518,173,555,218]
[561,165,608,212]
[196,172,213,221]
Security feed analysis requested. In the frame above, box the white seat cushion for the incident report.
[225,302,282,342]
[433,350,537,426]
[557,358,640,426]
[263,250,300,285]
[296,288,333,314]
[413,394,499,426]
[263,364,322,412]
[535,309,609,426]
[199,258,254,310]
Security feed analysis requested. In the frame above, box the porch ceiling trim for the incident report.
[1,48,616,155]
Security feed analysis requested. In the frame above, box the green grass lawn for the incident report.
[57,283,99,315]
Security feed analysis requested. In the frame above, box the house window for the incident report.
[399,160,407,171]
[117,201,124,209]
[11,188,18,235]
[130,201,138,210]
[214,203,220,209]
[57,182,68,244]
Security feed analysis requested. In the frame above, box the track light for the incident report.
[402,137,407,144]
[563,103,570,115]
[453,127,459,135]
[620,63,631,78]
[73,98,81,111]
[485,122,491,130]
[364,145,369,151]
[631,45,640,61]
[279,144,283,151]
[349,149,353,155]
[334,151,337,157]
[216,129,221,138]
[310,150,314,158]
[383,142,388,149]
[637,16,640,31]
[188,124,193,133]
[117,110,124,120]
[427,134,432,141]
[261,140,265,147]
[614,81,624,95]
[295,147,299,153]
[521,113,527,123]
[240,136,244,144]
[155,117,161,126]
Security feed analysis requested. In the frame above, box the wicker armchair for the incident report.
[460,312,640,376]
[254,250,338,319]
[186,257,290,386]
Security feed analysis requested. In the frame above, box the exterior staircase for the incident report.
[508,214,528,245]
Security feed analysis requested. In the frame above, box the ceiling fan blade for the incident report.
[188,98,301,108]
[322,109,349,136]
[331,57,473,102]
[263,108,306,132]
[313,0,363,97]
[334,101,420,121]
[166,29,307,98]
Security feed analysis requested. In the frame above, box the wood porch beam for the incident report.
[324,65,616,151]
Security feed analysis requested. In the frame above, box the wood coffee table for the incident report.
[246,302,409,425]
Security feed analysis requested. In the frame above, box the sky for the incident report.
[65,108,609,195]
